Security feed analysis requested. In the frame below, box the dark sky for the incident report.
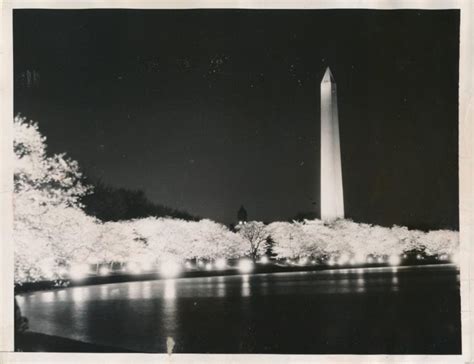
[13,9,459,229]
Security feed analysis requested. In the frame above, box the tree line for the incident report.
[81,179,199,222]
[12,116,459,284]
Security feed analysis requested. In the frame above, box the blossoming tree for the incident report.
[13,116,95,282]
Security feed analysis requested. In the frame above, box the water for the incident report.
[17,264,461,354]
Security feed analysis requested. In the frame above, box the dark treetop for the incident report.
[13,9,459,229]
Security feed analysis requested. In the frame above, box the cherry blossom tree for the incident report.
[91,220,144,269]
[191,219,246,260]
[131,217,246,263]
[419,230,459,256]
[404,229,427,253]
[13,116,90,209]
[235,221,269,261]
[131,217,188,263]
[390,225,413,253]
[266,221,303,259]
[13,116,94,283]
[266,218,459,262]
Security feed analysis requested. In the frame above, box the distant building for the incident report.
[237,205,248,225]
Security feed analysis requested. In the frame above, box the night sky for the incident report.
[13,9,459,229]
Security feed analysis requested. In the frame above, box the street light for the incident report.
[69,264,89,280]
[160,261,182,278]
[99,266,110,276]
[338,254,349,265]
[215,258,227,270]
[238,259,254,273]
[298,257,308,265]
[354,253,366,265]
[127,262,142,275]
[388,255,401,266]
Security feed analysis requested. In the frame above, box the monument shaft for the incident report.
[320,68,344,220]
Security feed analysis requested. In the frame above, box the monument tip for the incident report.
[322,67,335,83]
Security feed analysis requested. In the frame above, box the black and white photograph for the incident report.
[6,3,468,357]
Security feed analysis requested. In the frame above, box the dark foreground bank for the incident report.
[15,332,136,352]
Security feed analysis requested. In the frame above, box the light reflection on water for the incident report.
[392,276,399,287]
[128,282,142,300]
[164,279,176,300]
[162,279,178,337]
[14,265,459,353]
[19,266,418,307]
[356,277,365,293]
[261,278,269,296]
[217,276,226,297]
[57,289,66,301]
[40,291,56,303]
[142,281,152,299]
[241,274,251,297]
[100,285,109,300]
[20,266,413,307]
[72,287,89,302]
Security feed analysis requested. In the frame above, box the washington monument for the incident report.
[320,67,344,221]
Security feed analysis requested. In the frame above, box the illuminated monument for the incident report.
[320,67,344,221]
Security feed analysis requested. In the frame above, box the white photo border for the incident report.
[1,1,472,363]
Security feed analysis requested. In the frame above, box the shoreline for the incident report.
[15,259,456,294]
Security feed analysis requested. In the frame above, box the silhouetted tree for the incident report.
[81,178,199,222]
[264,236,278,260]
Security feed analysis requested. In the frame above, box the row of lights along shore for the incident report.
[43,252,459,282]
[63,257,255,281]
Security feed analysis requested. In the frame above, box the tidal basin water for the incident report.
[17,265,461,354]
